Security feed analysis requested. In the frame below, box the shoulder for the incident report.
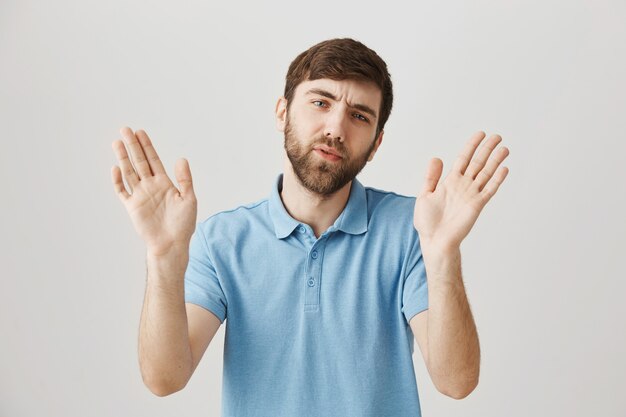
[361,184,420,249]
[364,185,416,222]
[197,198,271,237]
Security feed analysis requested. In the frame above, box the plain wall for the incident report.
[1,0,625,415]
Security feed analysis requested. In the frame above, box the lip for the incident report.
[313,145,343,158]
[314,149,342,162]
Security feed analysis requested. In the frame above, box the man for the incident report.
[111,38,509,416]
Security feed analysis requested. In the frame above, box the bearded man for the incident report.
[111,37,510,417]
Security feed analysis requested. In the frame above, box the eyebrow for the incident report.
[305,88,378,120]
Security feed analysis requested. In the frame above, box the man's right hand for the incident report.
[111,126,198,257]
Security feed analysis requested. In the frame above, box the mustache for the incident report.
[284,117,348,158]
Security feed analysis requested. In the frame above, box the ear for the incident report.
[367,130,384,162]
[275,97,287,132]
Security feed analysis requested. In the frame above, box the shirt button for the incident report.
[311,251,318,259]
[307,278,315,287]
[298,226,306,233]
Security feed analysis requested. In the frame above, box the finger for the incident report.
[135,129,167,175]
[479,166,509,204]
[419,157,443,197]
[111,165,131,201]
[452,131,487,175]
[464,134,503,179]
[111,139,139,191]
[474,146,510,191]
[175,158,195,199]
[120,126,153,179]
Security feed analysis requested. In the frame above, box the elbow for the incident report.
[441,385,476,400]
[142,373,188,397]
[139,358,192,397]
[437,377,479,400]
[145,380,187,397]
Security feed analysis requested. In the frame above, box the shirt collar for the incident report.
[268,173,368,239]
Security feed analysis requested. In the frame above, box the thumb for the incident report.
[175,158,195,199]
[419,157,443,197]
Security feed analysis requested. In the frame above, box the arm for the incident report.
[411,131,510,399]
[111,127,221,396]
[139,249,222,396]
[410,246,480,399]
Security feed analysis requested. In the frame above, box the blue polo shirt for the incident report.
[184,173,429,417]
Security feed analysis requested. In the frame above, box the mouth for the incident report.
[314,148,342,162]
[313,145,343,157]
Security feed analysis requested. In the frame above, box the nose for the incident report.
[324,107,346,143]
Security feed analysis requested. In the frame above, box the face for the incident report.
[277,78,384,196]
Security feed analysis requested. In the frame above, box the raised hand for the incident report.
[413,131,510,251]
[111,127,197,256]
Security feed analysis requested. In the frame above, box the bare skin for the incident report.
[111,127,197,256]
[111,127,221,396]
[410,131,510,399]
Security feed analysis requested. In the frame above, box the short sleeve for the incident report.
[401,228,429,324]
[184,223,228,323]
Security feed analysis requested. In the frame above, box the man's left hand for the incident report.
[413,131,510,251]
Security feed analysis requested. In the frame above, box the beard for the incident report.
[283,113,378,197]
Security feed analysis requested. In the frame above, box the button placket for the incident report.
[304,240,325,311]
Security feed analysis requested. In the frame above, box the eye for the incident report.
[312,100,327,107]
[354,113,369,123]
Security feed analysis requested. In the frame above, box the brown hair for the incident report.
[283,38,393,137]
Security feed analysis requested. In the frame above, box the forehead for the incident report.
[294,78,381,109]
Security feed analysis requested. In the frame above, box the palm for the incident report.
[125,173,197,253]
[111,127,198,256]
[413,131,510,249]
[414,172,482,245]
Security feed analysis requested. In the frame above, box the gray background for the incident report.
[1,0,625,416]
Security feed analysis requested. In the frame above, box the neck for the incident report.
[280,157,352,238]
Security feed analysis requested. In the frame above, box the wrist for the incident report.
[420,238,460,260]
[147,241,190,258]
[420,243,462,280]
[146,246,190,277]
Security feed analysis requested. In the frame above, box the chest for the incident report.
[213,233,407,323]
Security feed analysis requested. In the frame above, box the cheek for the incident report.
[301,108,327,128]
[300,115,324,136]
[295,123,322,146]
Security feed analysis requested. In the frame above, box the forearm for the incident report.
[421,244,480,398]
[139,248,193,396]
